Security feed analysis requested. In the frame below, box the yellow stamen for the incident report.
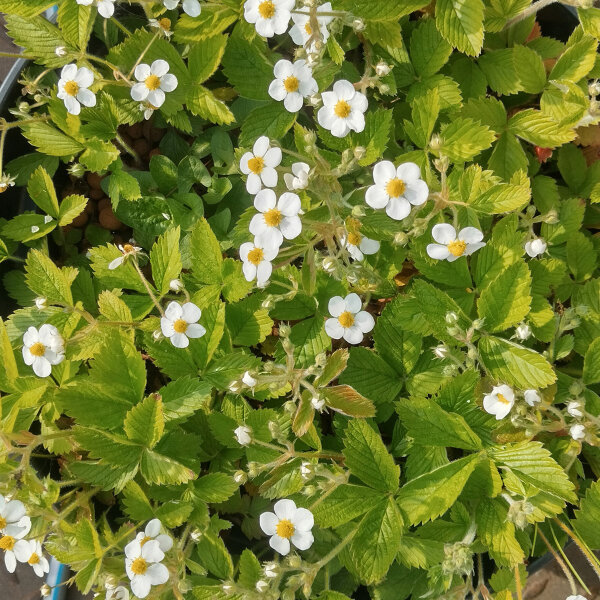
[347,232,361,246]
[0,536,15,551]
[131,557,148,575]
[338,311,355,328]
[334,99,351,119]
[140,536,152,546]
[173,319,188,334]
[0,183,8,193]
[28,553,40,565]
[497,393,510,405]
[283,75,299,93]
[276,519,295,539]
[158,17,171,30]
[29,342,46,357]
[447,240,467,257]
[304,22,312,35]
[248,156,265,175]
[247,248,264,266]
[0,517,6,530]
[264,208,282,227]
[145,74,161,91]
[258,0,276,18]
[386,178,406,198]
[64,81,79,97]
[123,244,135,253]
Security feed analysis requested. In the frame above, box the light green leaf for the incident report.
[513,45,546,94]
[550,33,598,82]
[124,396,165,449]
[572,479,600,549]
[239,103,296,147]
[58,194,87,226]
[187,85,235,125]
[476,498,524,566]
[25,249,76,306]
[478,49,521,95]
[566,232,596,282]
[150,227,182,296]
[57,0,94,52]
[190,218,223,286]
[312,484,381,528]
[439,118,496,162]
[488,133,528,180]
[405,89,440,148]
[194,473,238,504]
[321,385,376,418]
[28,166,59,217]
[21,122,83,158]
[508,109,576,148]
[410,18,452,78]
[469,171,531,214]
[140,449,195,486]
[188,34,228,83]
[173,5,238,43]
[195,530,233,579]
[583,337,600,385]
[436,0,485,56]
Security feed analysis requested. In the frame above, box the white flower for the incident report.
[135,520,173,553]
[108,243,142,270]
[149,17,174,37]
[34,297,47,310]
[317,80,367,138]
[76,0,115,18]
[163,0,201,17]
[514,323,531,340]
[311,396,325,411]
[0,508,31,574]
[107,586,130,600]
[567,401,584,418]
[125,539,169,599]
[483,385,515,420]
[524,389,541,406]
[160,302,206,349]
[250,189,302,248]
[139,102,157,120]
[57,64,96,116]
[524,238,547,258]
[284,162,310,191]
[130,60,178,109]
[341,231,380,261]
[268,60,317,113]
[244,0,294,38]
[259,499,314,556]
[240,240,279,286]
[375,61,391,77]
[13,540,49,577]
[427,224,486,262]
[570,424,586,441]
[234,425,252,446]
[242,371,257,387]
[240,136,282,195]
[290,2,334,52]
[22,325,65,378]
[325,293,375,345]
[365,161,429,220]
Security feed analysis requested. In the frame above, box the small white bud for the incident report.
[523,389,541,406]
[264,562,278,578]
[300,461,313,479]
[433,345,448,359]
[567,401,584,418]
[152,329,162,341]
[322,257,337,272]
[229,381,242,393]
[35,297,47,310]
[445,312,459,325]
[311,397,325,411]
[55,46,67,57]
[375,61,391,77]
[353,145,366,159]
[169,279,183,292]
[352,18,365,31]
[570,424,586,441]
[41,584,52,597]
[233,470,247,484]
[234,425,252,446]
[190,529,202,542]
[256,580,268,593]
[394,231,409,246]
[514,323,531,340]
[242,371,257,387]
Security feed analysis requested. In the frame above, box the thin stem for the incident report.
[536,526,578,594]
[132,259,165,317]
[503,0,557,30]
[116,133,142,166]
[548,522,589,594]
[0,51,25,59]
[127,31,160,79]
[291,10,346,17]
[514,565,523,600]
[553,518,600,581]
[0,115,51,131]
[312,527,356,570]
[111,16,132,36]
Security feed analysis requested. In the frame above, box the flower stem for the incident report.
[128,31,160,79]
[132,258,165,317]
[536,526,579,594]
[111,16,132,36]
[553,517,600,581]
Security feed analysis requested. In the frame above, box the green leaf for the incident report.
[439,118,496,162]
[314,348,349,387]
[583,337,600,385]
[436,0,485,56]
[1,0,57,16]
[173,5,238,43]
[396,397,483,450]
[566,232,596,282]
[321,385,376,418]
[58,194,87,227]
[78,140,120,173]
[150,227,182,296]
[336,0,429,20]
[312,484,381,528]
[410,18,452,78]
[124,396,165,449]
[238,549,262,589]
[195,530,233,579]
[187,85,235,125]
[353,109,393,166]
[25,249,76,306]
[513,45,546,94]
[239,103,296,147]
[57,0,94,52]
[550,34,598,82]
[225,298,273,346]
[5,15,68,67]
[572,479,600,549]
[194,473,238,504]
[478,49,521,95]
[578,6,600,38]
[28,166,59,217]
[140,449,195,486]
[21,122,84,157]
[469,171,531,214]
[397,453,480,525]
[188,34,228,83]
[508,109,576,148]
[477,261,532,332]
[108,168,142,203]
[478,336,556,389]
[190,218,223,286]
[286,316,331,369]
[404,89,440,149]
[343,419,400,492]
[349,498,404,584]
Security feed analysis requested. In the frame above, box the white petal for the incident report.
[130,575,151,599]
[13,540,31,562]
[151,59,170,77]
[325,318,344,339]
[269,535,290,555]
[354,311,375,333]
[76,88,96,108]
[156,534,173,552]
[373,160,397,185]
[64,95,81,115]
[256,261,273,285]
[349,91,368,113]
[146,562,169,585]
[164,301,183,321]
[249,213,269,236]
[432,223,457,244]
[61,64,77,81]
[32,356,51,378]
[330,118,350,138]
[464,241,486,255]
[291,530,314,550]
[74,67,94,88]
[365,185,389,209]
[268,79,287,101]
[494,384,515,402]
[246,173,262,195]
[385,197,411,221]
[131,82,149,101]
[291,507,314,531]
[141,539,164,563]
[259,512,279,535]
[273,499,297,520]
[396,162,421,183]
[181,302,201,323]
[458,227,483,244]
[404,179,429,205]
[170,333,189,348]
[160,73,178,92]
[333,79,355,100]
[125,540,142,559]
[242,261,257,282]
[427,244,450,260]
[147,89,165,108]
[182,0,201,16]
[279,216,302,240]
[253,136,270,157]
[97,1,115,18]
[23,326,39,346]
[239,242,254,261]
[317,106,336,129]
[278,192,301,216]
[255,188,277,212]
[22,346,34,366]
[134,64,151,82]
[348,110,365,133]
[145,519,161,538]
[283,93,303,112]
[343,325,363,345]
[5,552,16,573]
[328,296,345,317]
[260,166,278,188]
[256,228,283,249]
[239,152,253,174]
[161,317,175,337]
[344,293,362,314]
[360,237,380,255]
[185,323,206,338]
[273,59,293,80]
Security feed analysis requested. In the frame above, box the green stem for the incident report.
[128,31,160,79]
[553,518,600,581]
[503,0,557,30]
[311,527,357,571]
[536,526,579,594]
[116,133,142,166]
[111,16,132,36]
[132,258,165,317]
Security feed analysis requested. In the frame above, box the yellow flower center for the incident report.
[0,183,8,193]
[123,244,135,253]
[264,208,282,227]
[283,75,299,93]
[159,17,171,30]
[347,232,361,246]
[140,535,152,545]
[304,22,312,35]
[0,536,15,551]
[0,517,6,530]
[258,0,276,18]
[173,319,188,334]
[28,553,40,565]
[386,178,406,198]
[131,557,148,575]
[338,311,355,328]
[247,247,264,266]
[447,240,467,257]
[64,80,79,97]
[248,156,265,175]
[145,74,161,90]
[29,342,46,357]
[276,519,295,539]
[334,99,351,119]
[497,393,510,405]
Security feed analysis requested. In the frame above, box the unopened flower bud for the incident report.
[34,297,47,310]
[300,461,313,479]
[353,145,366,159]
[55,46,67,57]
[569,381,584,397]
[567,400,584,418]
[433,345,448,359]
[242,371,257,387]
[442,364,458,377]
[152,329,162,341]
[279,323,291,338]
[256,580,268,593]
[322,257,337,272]
[514,323,531,340]
[375,61,391,77]
[67,162,85,178]
[169,279,183,292]
[472,318,485,330]
[589,81,600,96]
[264,562,278,578]
[286,555,302,568]
[507,499,534,529]
[429,134,442,151]
[283,400,296,414]
[228,380,242,393]
[352,18,365,31]
[394,232,409,246]
[378,83,390,94]
[41,585,52,597]
[570,423,586,441]
[222,584,234,595]
[311,396,325,411]
[233,470,247,484]
[18,102,30,113]
[302,485,316,496]
[247,461,260,477]
[543,209,559,224]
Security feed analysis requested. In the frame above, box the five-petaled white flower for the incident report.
[240,136,282,195]
[76,0,115,18]
[244,0,294,38]
[524,389,541,406]
[426,224,486,262]
[149,17,174,37]
[289,2,334,53]
[234,425,252,446]
[22,325,65,378]
[0,498,31,575]
[57,64,96,116]
[284,162,310,191]
[317,80,367,138]
[240,240,278,286]
[250,189,302,248]
[160,302,206,349]
[107,586,130,600]
[259,499,314,556]
[268,59,317,113]
[483,385,514,420]
[125,539,169,599]
[108,243,142,270]
[524,238,547,258]
[325,293,375,345]
[570,424,586,441]
[135,520,173,553]
[341,231,380,261]
[130,60,178,109]
[163,0,201,16]
[365,161,429,220]
[14,540,49,578]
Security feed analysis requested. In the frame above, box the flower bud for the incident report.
[352,18,365,31]
[378,83,390,94]
[264,562,278,578]
[353,145,366,159]
[286,555,302,568]
[283,400,297,414]
[152,329,162,341]
[445,311,459,324]
[394,232,409,246]
[589,81,600,96]
[55,46,67,57]
[169,279,183,292]
[433,345,448,359]
[242,371,257,387]
[442,364,458,377]
[429,134,442,151]
[507,499,534,529]
[472,318,485,330]
[514,323,531,340]
[233,470,247,484]
[311,396,325,411]
[567,400,584,418]
[569,381,584,397]
[375,61,391,77]
[18,102,30,113]
[67,163,86,178]
[34,297,47,310]
[322,257,337,272]
[279,323,292,338]
[222,584,234,595]
[300,461,313,479]
[41,584,52,597]
[256,580,269,593]
[543,209,559,224]
[247,461,260,478]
